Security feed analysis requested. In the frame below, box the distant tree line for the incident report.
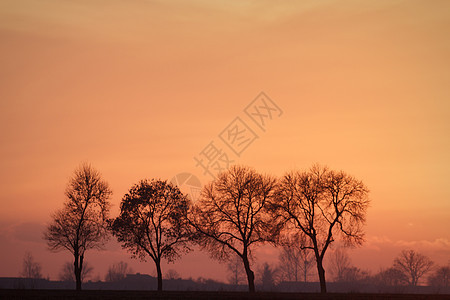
[236,247,448,292]
[19,251,450,290]
[40,163,447,293]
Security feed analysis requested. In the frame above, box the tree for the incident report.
[428,265,450,288]
[338,266,369,283]
[258,262,278,291]
[278,234,314,282]
[110,179,191,292]
[271,165,370,293]
[328,247,369,283]
[59,261,93,283]
[105,261,133,282]
[373,267,409,287]
[164,269,180,280]
[227,254,246,286]
[20,252,43,279]
[189,165,281,292]
[44,163,112,291]
[393,249,434,286]
[329,248,351,282]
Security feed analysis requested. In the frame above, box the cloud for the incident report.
[363,235,450,265]
[11,222,46,244]
[366,235,450,251]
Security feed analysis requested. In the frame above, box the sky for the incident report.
[0,0,449,283]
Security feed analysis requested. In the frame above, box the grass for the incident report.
[0,290,449,300]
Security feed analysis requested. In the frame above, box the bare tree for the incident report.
[189,166,281,292]
[327,247,369,283]
[227,254,246,286]
[339,266,369,283]
[373,267,409,287]
[44,163,111,291]
[393,249,434,286]
[271,165,370,293]
[258,262,278,291]
[164,269,180,280]
[428,265,450,288]
[105,261,133,282]
[110,179,192,291]
[20,252,43,279]
[278,234,314,282]
[329,248,351,282]
[59,261,93,283]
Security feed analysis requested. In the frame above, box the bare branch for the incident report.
[43,163,111,291]
[189,165,280,292]
[270,164,370,293]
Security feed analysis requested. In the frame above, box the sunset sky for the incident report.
[0,0,449,282]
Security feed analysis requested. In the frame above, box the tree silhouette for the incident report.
[189,165,281,292]
[105,261,133,282]
[329,249,369,283]
[393,249,434,286]
[338,266,369,283]
[164,269,181,280]
[428,264,450,288]
[59,261,93,283]
[329,248,351,282]
[110,179,191,292]
[227,254,246,286]
[271,165,370,293]
[44,163,111,291]
[278,233,314,282]
[373,267,408,287]
[20,252,43,279]
[258,262,278,291]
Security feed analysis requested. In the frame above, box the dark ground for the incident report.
[1,290,449,300]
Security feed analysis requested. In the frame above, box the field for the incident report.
[1,290,449,300]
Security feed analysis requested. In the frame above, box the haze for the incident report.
[0,0,449,281]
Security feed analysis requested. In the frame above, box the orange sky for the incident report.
[0,0,449,282]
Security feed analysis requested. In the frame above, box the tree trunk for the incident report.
[242,255,255,292]
[316,256,327,293]
[304,264,307,283]
[155,259,163,292]
[412,276,417,287]
[74,254,83,291]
